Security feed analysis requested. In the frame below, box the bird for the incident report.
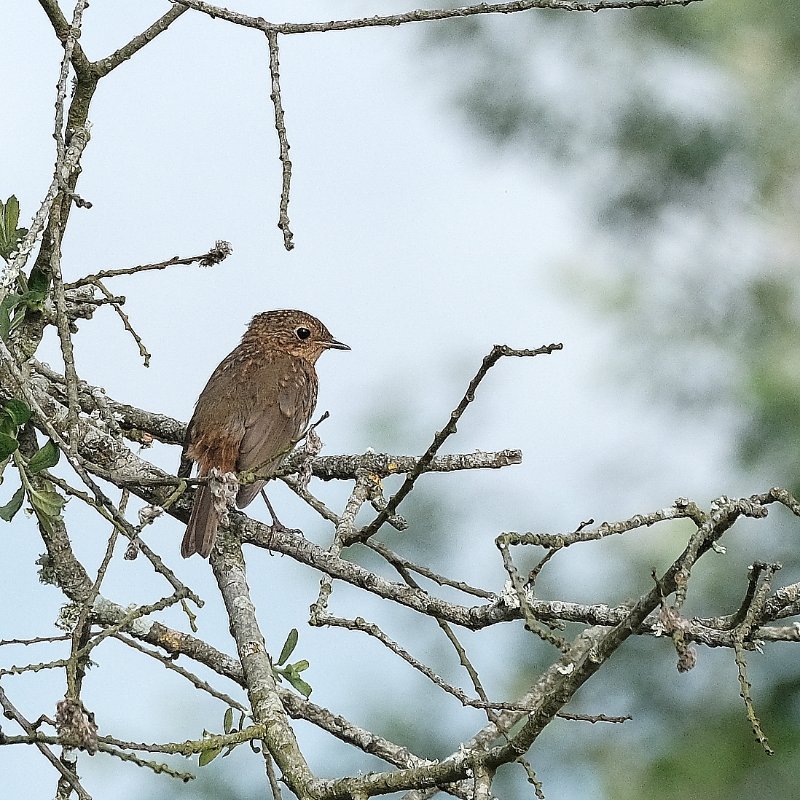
[179,309,349,558]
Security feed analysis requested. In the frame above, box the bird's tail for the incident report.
[181,484,219,558]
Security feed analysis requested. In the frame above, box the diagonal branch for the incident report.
[93,5,189,77]
[353,343,562,543]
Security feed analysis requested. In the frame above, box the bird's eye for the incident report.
[295,327,311,341]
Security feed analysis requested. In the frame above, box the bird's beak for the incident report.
[326,338,351,351]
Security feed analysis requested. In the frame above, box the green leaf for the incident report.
[4,196,20,234]
[223,707,234,735]
[277,628,298,666]
[283,671,312,699]
[4,399,31,427]
[28,440,59,473]
[0,293,20,341]
[292,659,310,673]
[0,485,25,522]
[0,197,26,262]
[0,432,19,459]
[0,199,10,257]
[9,303,26,334]
[198,746,222,767]
[29,485,65,519]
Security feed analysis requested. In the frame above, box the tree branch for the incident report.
[354,343,562,543]
[93,5,189,77]
[172,0,706,36]
[209,535,316,797]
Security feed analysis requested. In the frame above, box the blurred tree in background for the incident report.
[427,0,800,489]
[422,2,800,797]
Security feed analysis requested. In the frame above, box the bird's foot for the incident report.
[260,489,301,537]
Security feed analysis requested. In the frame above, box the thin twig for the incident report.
[92,279,151,366]
[556,711,631,724]
[0,732,195,782]
[0,635,72,647]
[0,685,91,800]
[282,474,341,523]
[672,496,768,612]
[114,634,247,713]
[66,242,232,289]
[730,562,780,755]
[66,492,124,696]
[1,658,71,679]
[265,30,294,250]
[43,0,89,447]
[310,471,373,622]
[80,591,192,659]
[37,0,92,77]
[314,614,541,713]
[353,343,562,543]
[264,752,284,800]
[367,540,494,599]
[496,538,568,651]
[52,0,88,181]
[49,200,81,445]
[500,498,707,549]
[1,2,92,299]
[381,550,505,729]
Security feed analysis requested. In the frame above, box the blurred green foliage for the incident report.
[424,2,800,797]
[426,1,800,496]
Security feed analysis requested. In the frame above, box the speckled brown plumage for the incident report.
[179,310,349,558]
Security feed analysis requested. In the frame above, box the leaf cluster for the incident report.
[196,629,311,767]
[0,196,49,339]
[0,397,63,531]
[273,627,312,700]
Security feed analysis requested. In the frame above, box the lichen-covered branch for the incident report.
[209,536,316,796]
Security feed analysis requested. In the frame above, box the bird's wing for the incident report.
[236,355,318,475]
[182,348,253,474]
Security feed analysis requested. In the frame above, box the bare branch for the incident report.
[93,5,189,77]
[91,280,152,366]
[354,342,562,542]
[265,30,294,251]
[172,0,706,36]
[0,127,90,302]
[66,242,233,289]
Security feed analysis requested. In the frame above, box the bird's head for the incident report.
[246,309,350,363]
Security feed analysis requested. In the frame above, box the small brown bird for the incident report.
[179,309,349,558]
